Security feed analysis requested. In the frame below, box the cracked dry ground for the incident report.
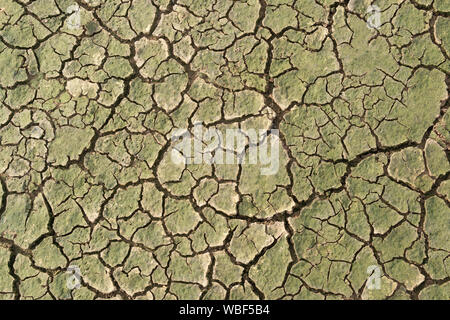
[0,0,449,301]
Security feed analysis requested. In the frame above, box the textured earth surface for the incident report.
[0,0,449,300]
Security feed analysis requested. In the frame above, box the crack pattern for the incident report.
[0,0,449,300]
